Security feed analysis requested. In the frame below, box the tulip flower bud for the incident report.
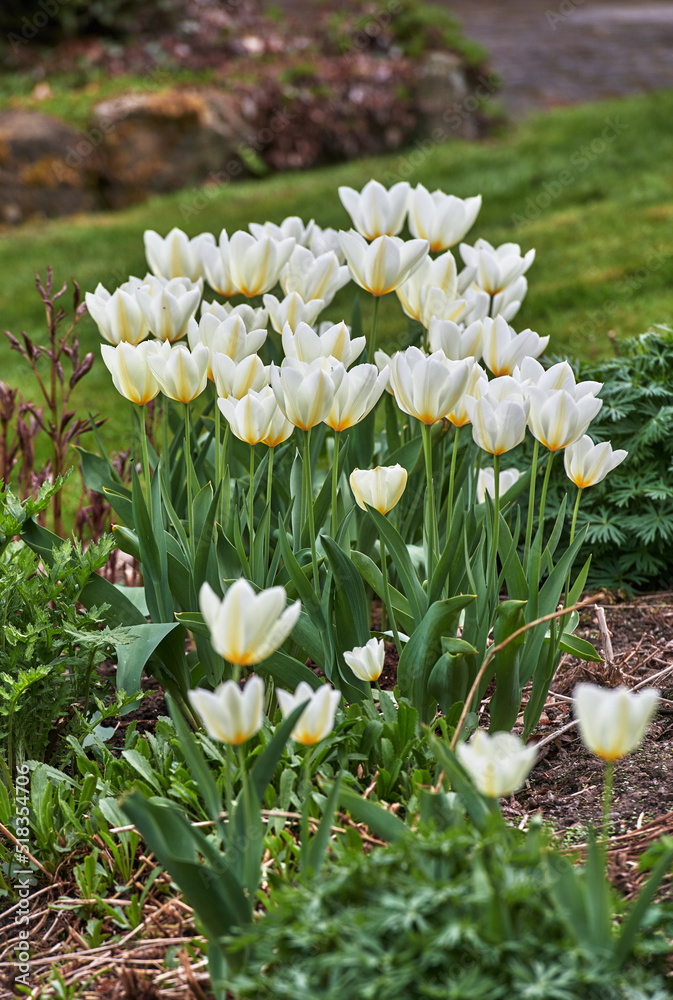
[390,347,473,425]
[227,231,296,297]
[271,357,345,431]
[86,278,149,346]
[144,228,215,281]
[339,179,410,240]
[218,387,278,445]
[276,681,341,745]
[200,579,301,666]
[343,638,385,683]
[408,184,482,251]
[101,340,170,406]
[147,343,209,403]
[573,683,660,761]
[564,435,628,488]
[459,238,535,297]
[456,730,537,798]
[189,676,264,746]
[339,231,429,297]
[477,466,521,504]
[263,292,325,334]
[349,464,408,515]
[280,246,350,306]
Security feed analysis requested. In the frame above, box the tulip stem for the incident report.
[248,444,256,559]
[523,437,539,574]
[265,445,275,574]
[224,743,235,846]
[300,747,314,872]
[184,402,195,555]
[331,430,341,539]
[162,396,170,491]
[537,449,555,535]
[487,453,501,602]
[447,423,460,542]
[601,759,614,847]
[380,533,402,656]
[139,405,152,524]
[214,399,221,486]
[563,486,583,607]
[368,295,380,360]
[304,429,320,592]
[421,423,438,583]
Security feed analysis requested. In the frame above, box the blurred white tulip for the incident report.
[339,179,410,239]
[407,185,482,251]
[144,228,214,281]
[189,676,264,746]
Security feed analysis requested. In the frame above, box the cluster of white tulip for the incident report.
[89,179,638,792]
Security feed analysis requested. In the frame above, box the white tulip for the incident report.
[188,313,266,380]
[200,229,239,297]
[309,224,346,262]
[218,387,278,445]
[457,730,537,798]
[476,466,522,503]
[271,357,345,431]
[564,435,628,488]
[463,376,530,454]
[428,318,483,361]
[574,683,660,761]
[281,320,365,368]
[343,637,385,683]
[263,292,325,333]
[226,231,296,297]
[349,464,408,515]
[395,251,458,324]
[519,358,602,399]
[200,299,268,331]
[418,287,468,328]
[260,396,295,448]
[249,216,314,246]
[279,246,350,306]
[460,238,535,296]
[147,343,209,403]
[200,579,301,666]
[86,278,149,346]
[101,340,170,405]
[480,316,549,377]
[491,274,528,322]
[445,362,488,427]
[339,231,429,297]
[390,347,473,425]
[324,364,388,432]
[144,228,215,281]
[527,387,603,452]
[136,276,202,343]
[374,349,396,395]
[338,179,410,240]
[276,681,341,745]
[407,185,482,251]
[211,353,270,400]
[189,676,264,746]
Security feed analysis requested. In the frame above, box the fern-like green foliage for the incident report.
[0,534,119,770]
[535,328,673,592]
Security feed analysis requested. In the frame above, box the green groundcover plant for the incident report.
[529,328,673,592]
[223,817,673,1000]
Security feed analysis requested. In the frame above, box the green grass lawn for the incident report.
[2,87,673,460]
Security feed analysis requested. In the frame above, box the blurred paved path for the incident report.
[449,0,673,116]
